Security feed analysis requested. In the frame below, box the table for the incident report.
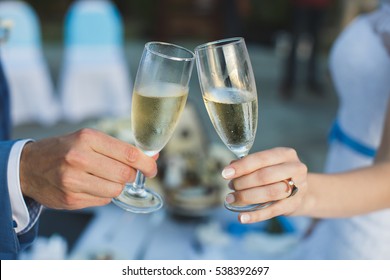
[68,203,310,260]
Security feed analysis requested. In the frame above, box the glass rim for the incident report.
[194,37,245,52]
[145,41,195,62]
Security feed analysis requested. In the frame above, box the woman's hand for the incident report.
[221,147,308,223]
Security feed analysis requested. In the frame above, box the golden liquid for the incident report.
[204,88,257,157]
[131,83,188,155]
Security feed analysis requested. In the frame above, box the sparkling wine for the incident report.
[131,82,188,156]
[203,88,258,157]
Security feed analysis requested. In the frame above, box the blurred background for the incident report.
[0,0,379,259]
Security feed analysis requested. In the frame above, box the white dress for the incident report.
[288,2,390,259]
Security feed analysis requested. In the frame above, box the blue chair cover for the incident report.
[0,1,60,126]
[0,0,41,48]
[64,0,124,47]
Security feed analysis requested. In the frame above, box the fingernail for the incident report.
[225,193,235,204]
[228,181,234,190]
[240,214,250,224]
[222,167,235,179]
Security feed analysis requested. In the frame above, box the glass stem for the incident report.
[133,170,146,191]
[127,170,147,198]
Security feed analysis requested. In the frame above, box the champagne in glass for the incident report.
[203,88,257,158]
[132,83,188,156]
[112,42,195,213]
[196,37,272,212]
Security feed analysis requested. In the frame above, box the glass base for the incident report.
[112,184,163,214]
[224,200,274,212]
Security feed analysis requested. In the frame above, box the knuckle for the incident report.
[127,169,137,182]
[64,149,87,168]
[239,158,252,172]
[284,198,300,216]
[250,211,265,223]
[235,189,263,205]
[268,203,283,218]
[102,198,112,206]
[58,169,75,189]
[255,169,269,185]
[95,198,112,207]
[111,183,124,197]
[297,162,308,175]
[61,192,78,209]
[266,185,281,200]
[118,166,132,183]
[272,147,285,156]
[139,160,157,177]
[234,191,248,204]
[248,210,269,223]
[267,207,278,218]
[146,161,158,177]
[230,179,240,190]
[125,146,139,163]
[76,128,95,141]
[283,147,297,159]
[253,152,270,167]
[285,202,299,216]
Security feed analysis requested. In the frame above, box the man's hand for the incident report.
[19,128,158,210]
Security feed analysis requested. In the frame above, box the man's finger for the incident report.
[78,129,158,177]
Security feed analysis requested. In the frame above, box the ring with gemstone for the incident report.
[284,179,299,198]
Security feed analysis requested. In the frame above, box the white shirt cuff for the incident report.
[7,139,41,234]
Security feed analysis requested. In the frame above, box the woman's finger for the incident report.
[232,161,307,191]
[226,181,294,206]
[222,147,300,180]
[238,196,300,224]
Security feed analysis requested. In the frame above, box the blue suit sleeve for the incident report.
[0,140,39,260]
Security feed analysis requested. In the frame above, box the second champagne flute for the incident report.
[112,42,195,214]
[195,37,273,212]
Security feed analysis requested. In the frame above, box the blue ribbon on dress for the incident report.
[329,121,377,158]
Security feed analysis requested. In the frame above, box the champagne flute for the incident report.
[195,37,272,212]
[112,42,195,213]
